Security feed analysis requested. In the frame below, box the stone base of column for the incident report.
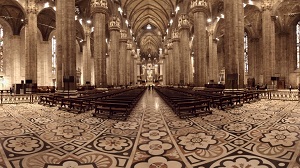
[56,90,78,98]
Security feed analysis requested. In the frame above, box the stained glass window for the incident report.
[244,32,249,73]
[0,25,3,72]
[297,21,300,69]
[52,36,56,74]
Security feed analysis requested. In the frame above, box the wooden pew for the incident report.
[94,101,131,120]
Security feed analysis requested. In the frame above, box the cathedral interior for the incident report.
[0,0,300,167]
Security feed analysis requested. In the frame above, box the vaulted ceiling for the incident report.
[120,0,177,61]
[1,0,300,63]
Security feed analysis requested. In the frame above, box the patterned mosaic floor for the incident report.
[0,90,300,168]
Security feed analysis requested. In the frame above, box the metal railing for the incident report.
[0,91,41,104]
[257,90,299,101]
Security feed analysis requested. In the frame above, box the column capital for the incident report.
[190,0,209,14]
[167,39,173,49]
[178,14,190,30]
[120,29,128,42]
[91,0,108,14]
[109,16,121,31]
[127,40,133,50]
[261,0,273,11]
[27,2,37,14]
[171,28,180,42]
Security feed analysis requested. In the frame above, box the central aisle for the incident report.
[127,89,189,167]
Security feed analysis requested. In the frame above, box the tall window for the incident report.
[52,36,56,74]
[244,32,249,73]
[0,25,3,72]
[297,21,300,69]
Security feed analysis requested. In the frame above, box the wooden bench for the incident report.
[59,98,87,113]
[175,100,211,118]
[94,102,131,120]
[215,96,233,110]
[39,95,57,106]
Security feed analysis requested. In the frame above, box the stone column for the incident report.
[25,1,38,84]
[178,14,191,85]
[133,55,138,85]
[119,29,127,86]
[172,28,180,85]
[164,47,169,85]
[191,0,209,86]
[167,39,174,85]
[208,31,219,83]
[130,49,135,85]
[224,0,244,88]
[11,36,21,84]
[159,62,163,83]
[108,16,121,86]
[276,33,288,80]
[261,0,275,85]
[38,41,50,86]
[56,0,77,90]
[82,31,91,85]
[91,0,108,88]
[126,40,132,85]
[137,61,141,84]
[106,41,111,85]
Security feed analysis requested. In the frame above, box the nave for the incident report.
[0,90,300,168]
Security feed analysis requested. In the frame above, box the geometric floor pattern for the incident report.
[0,90,299,168]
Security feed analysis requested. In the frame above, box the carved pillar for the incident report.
[119,29,127,85]
[191,0,209,86]
[208,31,219,83]
[224,0,244,88]
[137,61,141,84]
[133,55,138,85]
[126,40,132,85]
[108,16,120,86]
[172,28,180,85]
[91,0,108,87]
[262,0,275,85]
[11,36,22,84]
[82,30,91,85]
[167,39,174,85]
[56,0,77,90]
[25,1,38,84]
[131,49,135,84]
[277,33,289,81]
[178,14,191,85]
[106,41,111,85]
[164,47,169,85]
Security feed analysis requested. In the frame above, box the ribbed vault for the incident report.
[0,0,25,35]
[121,0,177,61]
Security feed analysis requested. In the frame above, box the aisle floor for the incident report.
[0,90,299,168]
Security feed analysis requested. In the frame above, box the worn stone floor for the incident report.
[0,89,299,168]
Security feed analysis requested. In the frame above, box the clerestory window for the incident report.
[52,36,56,74]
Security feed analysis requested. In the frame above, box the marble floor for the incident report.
[0,90,299,168]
